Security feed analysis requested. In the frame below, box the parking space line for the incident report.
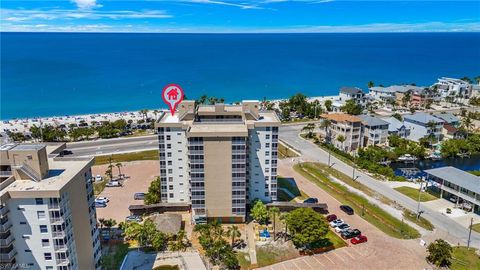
[350,247,364,256]
[341,249,356,260]
[333,252,346,262]
[324,254,335,264]
[303,257,315,269]
[292,260,302,270]
[312,255,325,267]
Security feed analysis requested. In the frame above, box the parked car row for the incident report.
[125,215,143,222]
[327,205,368,245]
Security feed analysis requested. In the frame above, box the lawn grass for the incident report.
[94,150,159,165]
[326,230,347,249]
[451,246,480,270]
[278,143,299,159]
[394,186,439,202]
[402,209,435,231]
[295,162,420,239]
[236,252,253,270]
[94,180,108,195]
[277,177,308,201]
[100,242,130,270]
[472,223,480,233]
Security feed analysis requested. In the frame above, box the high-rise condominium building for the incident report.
[0,143,101,270]
[155,100,281,223]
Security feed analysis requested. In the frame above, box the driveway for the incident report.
[93,160,159,223]
[260,160,429,270]
[279,125,480,247]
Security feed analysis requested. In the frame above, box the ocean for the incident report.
[1,32,479,119]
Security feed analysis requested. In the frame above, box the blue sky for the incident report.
[1,1,479,32]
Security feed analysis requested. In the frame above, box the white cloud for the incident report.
[72,0,101,10]
[183,0,264,9]
[0,8,173,22]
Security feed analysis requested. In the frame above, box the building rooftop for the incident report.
[150,213,182,234]
[358,114,389,127]
[320,113,361,123]
[340,87,364,95]
[384,117,406,132]
[425,166,480,194]
[369,85,426,94]
[432,112,460,124]
[403,112,443,124]
[188,123,248,137]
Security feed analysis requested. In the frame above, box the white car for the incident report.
[94,175,103,182]
[105,181,121,187]
[329,219,344,228]
[335,223,350,233]
[95,197,109,204]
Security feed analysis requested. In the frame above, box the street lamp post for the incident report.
[467,217,473,249]
[416,182,423,220]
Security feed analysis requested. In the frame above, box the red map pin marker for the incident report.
[162,83,184,116]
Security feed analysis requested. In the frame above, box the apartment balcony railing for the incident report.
[0,219,12,232]
[0,171,12,177]
[48,203,61,210]
[52,231,66,238]
[0,233,14,247]
[190,187,205,191]
[56,258,70,265]
[50,217,65,224]
[0,207,8,217]
[0,248,16,262]
[188,150,204,155]
[441,185,480,204]
[54,244,68,252]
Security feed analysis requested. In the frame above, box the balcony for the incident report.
[0,207,8,217]
[0,219,12,232]
[50,217,65,224]
[0,171,12,177]
[0,233,14,247]
[52,231,66,238]
[56,258,70,265]
[54,244,68,252]
[0,248,16,262]
[48,203,61,210]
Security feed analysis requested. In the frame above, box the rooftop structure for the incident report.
[403,112,444,125]
[432,112,460,126]
[150,213,182,234]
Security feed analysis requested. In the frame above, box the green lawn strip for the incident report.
[256,245,298,267]
[94,180,107,195]
[326,230,347,249]
[94,150,159,165]
[313,163,392,205]
[295,162,420,239]
[278,143,299,159]
[153,266,180,270]
[394,186,439,202]
[236,252,252,270]
[472,223,480,233]
[100,242,130,270]
[451,247,480,270]
[402,209,435,231]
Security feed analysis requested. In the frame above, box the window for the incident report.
[46,267,53,270]
[167,144,172,149]
[265,151,270,156]
[266,134,270,139]
[168,177,173,182]
[169,193,174,198]
[167,152,172,157]
[40,225,48,233]
[168,161,172,165]
[168,169,173,174]
[166,135,171,140]
[44,253,52,261]
[35,198,43,205]
[42,239,50,247]
[169,185,174,190]
[25,249,32,252]
[37,211,46,220]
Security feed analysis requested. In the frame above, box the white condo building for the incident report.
[155,100,280,223]
[0,143,101,270]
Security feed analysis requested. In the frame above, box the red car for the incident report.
[351,235,368,245]
[326,214,337,222]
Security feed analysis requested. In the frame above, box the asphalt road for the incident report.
[279,124,480,248]
[65,135,158,157]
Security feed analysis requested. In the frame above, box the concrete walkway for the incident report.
[246,222,258,265]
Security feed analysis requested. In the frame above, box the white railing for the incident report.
[13,162,41,182]
[0,248,16,261]
[0,233,14,246]
[0,219,12,232]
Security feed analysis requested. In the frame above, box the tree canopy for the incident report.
[250,200,269,224]
[426,239,452,267]
[340,99,363,115]
[144,177,161,205]
[285,208,329,249]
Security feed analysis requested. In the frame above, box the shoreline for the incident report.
[0,95,339,134]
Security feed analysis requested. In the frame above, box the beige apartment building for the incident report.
[0,143,101,270]
[319,113,362,152]
[155,100,281,223]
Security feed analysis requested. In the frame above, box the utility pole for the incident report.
[416,182,423,220]
[39,119,44,143]
[467,217,473,249]
[328,150,331,167]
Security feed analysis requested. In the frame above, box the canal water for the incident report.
[390,154,480,178]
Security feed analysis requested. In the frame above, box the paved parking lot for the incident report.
[260,159,430,270]
[93,160,159,223]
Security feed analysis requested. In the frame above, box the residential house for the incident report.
[384,117,410,139]
[332,87,367,112]
[403,112,444,142]
[432,112,460,127]
[369,85,422,104]
[442,124,465,139]
[319,113,362,152]
[357,115,389,146]
[425,166,480,215]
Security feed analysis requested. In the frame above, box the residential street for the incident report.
[279,124,480,248]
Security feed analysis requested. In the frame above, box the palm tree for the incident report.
[301,123,315,138]
[139,109,149,121]
[279,212,290,241]
[426,121,438,148]
[368,81,374,88]
[208,97,218,105]
[269,207,280,241]
[320,119,332,143]
[226,225,241,247]
[104,218,117,240]
[402,91,411,107]
[115,162,123,177]
[210,220,224,240]
[336,134,346,151]
[474,75,480,85]
[461,115,473,138]
[153,109,159,120]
